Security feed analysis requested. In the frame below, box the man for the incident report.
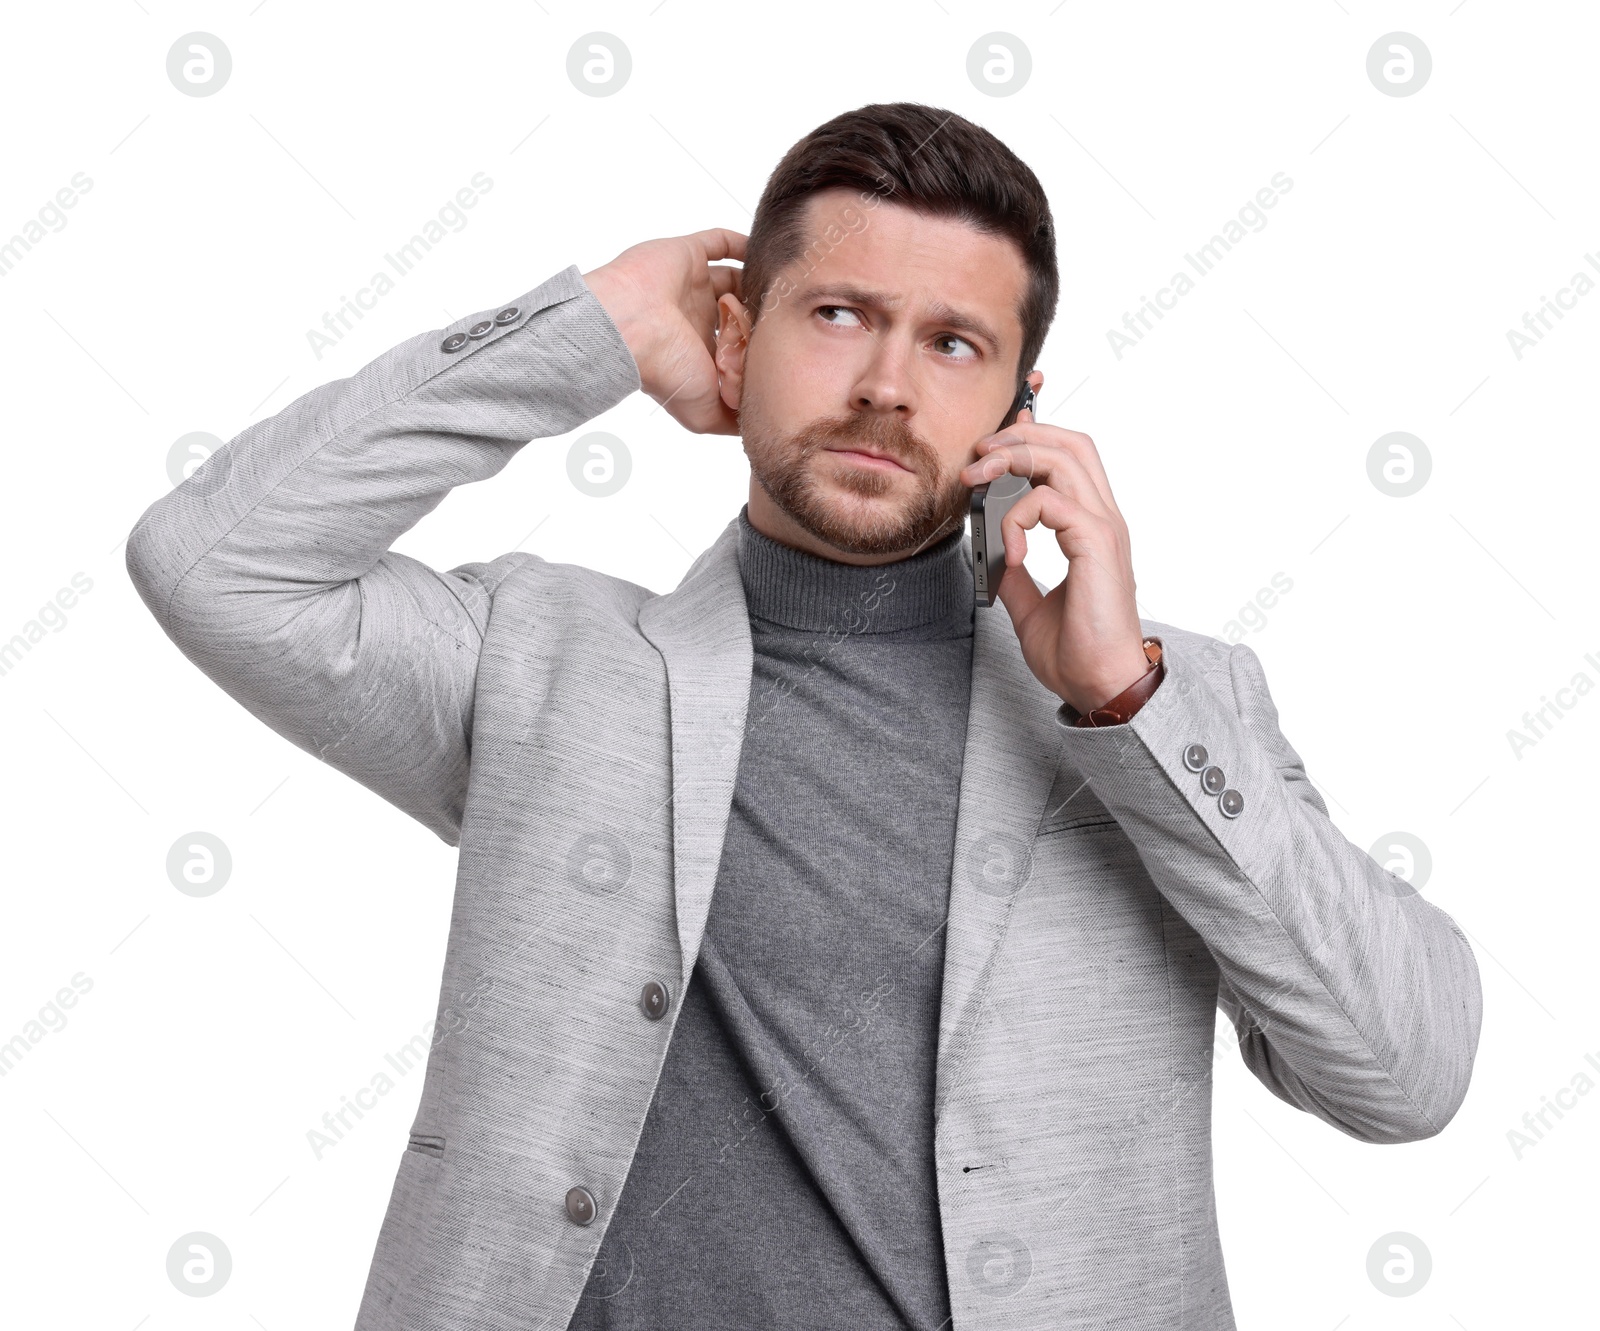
[126,103,1482,1330]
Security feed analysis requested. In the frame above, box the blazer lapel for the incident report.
[934,577,1064,1123]
[637,517,754,996]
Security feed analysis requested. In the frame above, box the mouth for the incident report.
[824,446,911,473]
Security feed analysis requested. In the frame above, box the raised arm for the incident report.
[125,265,639,844]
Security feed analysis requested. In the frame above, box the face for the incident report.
[716,189,1030,564]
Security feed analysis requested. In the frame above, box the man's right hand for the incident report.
[582,228,747,435]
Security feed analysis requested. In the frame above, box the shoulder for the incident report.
[450,550,658,620]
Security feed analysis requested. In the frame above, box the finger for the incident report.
[975,423,1119,515]
[1055,430,1119,516]
[1005,485,1141,609]
[1001,368,1045,429]
[1039,428,1119,516]
[987,483,1048,623]
[693,270,742,361]
[1001,483,1101,561]
[694,228,748,263]
[1016,369,1043,427]
[993,542,1045,622]
[961,437,1111,517]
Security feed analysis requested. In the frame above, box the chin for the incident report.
[788,473,965,559]
[744,420,965,559]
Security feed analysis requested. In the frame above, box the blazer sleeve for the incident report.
[1053,631,1484,1144]
[124,264,641,846]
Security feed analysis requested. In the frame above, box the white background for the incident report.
[1,1,1595,1326]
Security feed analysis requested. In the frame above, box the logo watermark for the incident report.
[1365,1231,1431,1295]
[1366,33,1431,98]
[567,33,630,96]
[1506,652,1599,760]
[306,173,495,361]
[0,573,95,681]
[305,973,491,1159]
[1504,252,1600,360]
[754,181,894,318]
[1366,431,1431,497]
[0,172,93,281]
[1106,172,1294,360]
[166,832,233,898]
[1506,1047,1600,1160]
[1367,831,1431,896]
[166,33,231,97]
[1219,571,1293,644]
[567,433,631,498]
[166,1231,232,1295]
[0,972,94,1078]
[966,33,1031,97]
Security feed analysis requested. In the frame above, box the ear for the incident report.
[715,292,754,415]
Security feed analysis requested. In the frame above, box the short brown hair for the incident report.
[740,102,1059,385]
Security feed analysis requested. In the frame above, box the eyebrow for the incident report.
[792,283,1006,357]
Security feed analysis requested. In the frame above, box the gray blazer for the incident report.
[125,264,1483,1330]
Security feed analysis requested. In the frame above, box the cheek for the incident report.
[921,397,996,467]
[746,328,847,418]
[933,439,980,488]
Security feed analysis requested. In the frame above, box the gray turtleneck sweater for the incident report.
[567,505,974,1331]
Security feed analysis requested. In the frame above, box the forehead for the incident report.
[781,188,1028,344]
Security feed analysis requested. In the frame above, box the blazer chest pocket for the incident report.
[1035,811,1120,839]
[1030,815,1150,891]
[1019,815,1168,1012]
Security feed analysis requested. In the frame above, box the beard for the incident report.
[740,400,970,558]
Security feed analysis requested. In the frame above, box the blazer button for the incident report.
[1200,764,1227,796]
[1219,789,1245,818]
[565,1186,597,1226]
[439,332,468,353]
[493,305,521,325]
[1183,744,1208,772]
[640,980,670,1021]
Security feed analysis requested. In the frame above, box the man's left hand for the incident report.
[959,386,1151,716]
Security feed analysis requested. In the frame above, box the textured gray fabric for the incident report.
[567,509,971,1331]
[123,264,1485,1330]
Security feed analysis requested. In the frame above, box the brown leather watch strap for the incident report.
[1057,639,1164,728]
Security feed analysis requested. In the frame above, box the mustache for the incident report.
[790,411,936,472]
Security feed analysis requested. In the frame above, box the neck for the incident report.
[736,503,971,636]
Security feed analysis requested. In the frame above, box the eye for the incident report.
[817,305,864,327]
[932,332,978,360]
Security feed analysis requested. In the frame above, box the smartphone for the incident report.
[970,380,1037,607]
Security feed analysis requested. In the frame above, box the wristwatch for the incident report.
[1056,638,1164,728]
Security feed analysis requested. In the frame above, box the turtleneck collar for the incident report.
[735,504,973,636]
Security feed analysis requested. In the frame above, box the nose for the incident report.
[849,339,915,418]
